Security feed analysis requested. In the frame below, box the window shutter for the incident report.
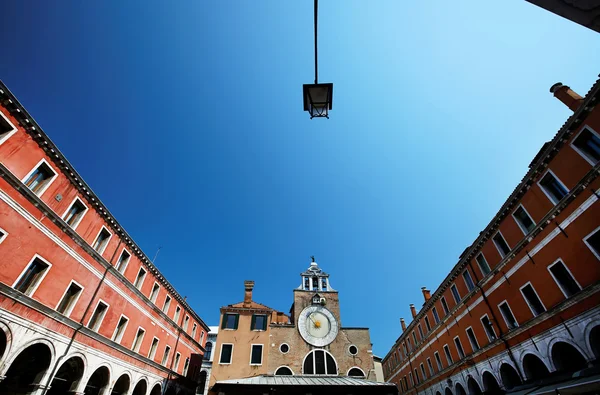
[251,314,256,330]
[221,314,227,329]
[234,314,239,329]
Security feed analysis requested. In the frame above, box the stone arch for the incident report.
[111,372,132,395]
[0,320,13,365]
[444,387,453,395]
[1,337,56,374]
[467,375,483,395]
[84,365,111,395]
[347,367,366,377]
[584,322,600,361]
[0,342,53,394]
[499,363,522,390]
[149,382,162,395]
[481,370,501,393]
[275,366,294,375]
[48,356,86,395]
[455,382,467,395]
[550,341,588,373]
[132,377,148,395]
[435,391,442,395]
[521,353,550,381]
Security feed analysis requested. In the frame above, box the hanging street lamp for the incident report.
[303,0,333,119]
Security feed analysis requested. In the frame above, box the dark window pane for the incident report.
[56,282,82,314]
[550,262,580,297]
[454,338,465,358]
[326,353,336,374]
[587,229,600,257]
[493,233,511,257]
[481,316,496,341]
[225,314,237,329]
[463,271,475,291]
[220,345,232,363]
[573,128,600,164]
[451,285,461,303]
[476,254,491,275]
[251,345,262,364]
[315,350,325,374]
[499,302,518,329]
[304,353,314,374]
[441,298,449,314]
[522,285,545,316]
[15,259,48,294]
[432,308,440,323]
[540,172,568,204]
[514,206,535,234]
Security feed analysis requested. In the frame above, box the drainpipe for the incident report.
[41,240,122,395]
[468,261,525,383]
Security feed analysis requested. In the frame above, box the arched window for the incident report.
[347,367,365,377]
[204,342,213,360]
[303,350,337,375]
[275,366,293,376]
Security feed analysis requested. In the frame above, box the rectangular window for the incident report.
[174,352,181,371]
[56,281,83,317]
[88,300,108,332]
[420,363,427,380]
[454,336,465,359]
[424,316,431,331]
[434,351,443,370]
[0,227,7,245]
[409,372,414,386]
[480,315,497,341]
[112,315,129,344]
[520,283,546,317]
[14,257,51,296]
[192,323,197,338]
[476,253,491,276]
[414,368,420,384]
[441,297,450,315]
[23,160,57,196]
[451,284,461,304]
[427,357,435,375]
[411,331,418,345]
[148,337,159,359]
[548,260,581,298]
[538,170,569,204]
[251,314,267,331]
[222,313,239,330]
[162,295,171,313]
[402,343,408,356]
[0,111,17,145]
[92,227,112,254]
[432,307,440,324]
[571,126,600,165]
[132,327,145,352]
[183,315,190,331]
[418,324,424,340]
[493,231,511,258]
[584,227,600,260]
[162,345,171,366]
[250,344,263,365]
[150,283,160,303]
[463,270,475,292]
[116,249,131,273]
[466,327,480,352]
[174,306,181,323]
[498,301,518,330]
[443,344,453,365]
[62,198,87,229]
[219,344,233,364]
[513,205,536,235]
[134,267,147,289]
[183,357,190,376]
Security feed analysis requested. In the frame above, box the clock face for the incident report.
[298,305,338,346]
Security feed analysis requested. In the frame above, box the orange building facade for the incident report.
[0,81,209,395]
[382,77,600,394]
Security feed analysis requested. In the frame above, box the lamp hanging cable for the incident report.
[314,0,318,84]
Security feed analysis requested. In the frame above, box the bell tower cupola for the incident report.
[298,256,334,292]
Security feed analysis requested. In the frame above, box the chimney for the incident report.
[244,280,255,305]
[410,304,417,319]
[421,287,431,303]
[400,318,407,332]
[550,82,584,112]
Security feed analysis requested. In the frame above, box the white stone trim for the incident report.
[12,253,53,297]
[0,110,18,146]
[570,125,600,166]
[55,280,85,318]
[61,196,89,231]
[21,158,58,198]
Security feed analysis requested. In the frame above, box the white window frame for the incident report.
[249,343,263,366]
[497,300,519,330]
[434,351,443,370]
[512,204,536,236]
[174,305,181,323]
[192,323,197,338]
[112,314,129,344]
[450,284,461,304]
[547,258,581,298]
[149,282,160,303]
[21,158,58,198]
[219,343,234,365]
[519,282,547,317]
[476,252,491,276]
[148,337,160,359]
[480,313,497,341]
[583,226,600,261]
[570,125,600,166]
[61,196,89,230]
[440,296,449,314]
[162,295,172,313]
[183,315,190,331]
[492,230,511,258]
[443,344,453,365]
[0,110,18,146]
[453,336,465,359]
[174,352,181,372]
[87,299,109,332]
[537,169,569,205]
[0,227,8,245]
[409,372,414,386]
[134,267,147,290]
[162,345,171,366]
[420,362,427,380]
[55,280,84,318]
[465,326,480,352]
[12,254,53,297]
[115,248,131,274]
[132,326,146,352]
[463,269,475,292]
[92,226,113,255]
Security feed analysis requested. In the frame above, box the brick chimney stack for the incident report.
[550,83,584,112]
[400,318,407,332]
[244,280,255,305]
[421,287,431,303]
[410,304,417,319]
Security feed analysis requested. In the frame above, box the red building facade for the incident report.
[0,81,209,395]
[382,77,600,394]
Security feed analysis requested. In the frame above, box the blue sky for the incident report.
[1,1,598,356]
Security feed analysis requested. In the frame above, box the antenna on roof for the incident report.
[152,246,162,263]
